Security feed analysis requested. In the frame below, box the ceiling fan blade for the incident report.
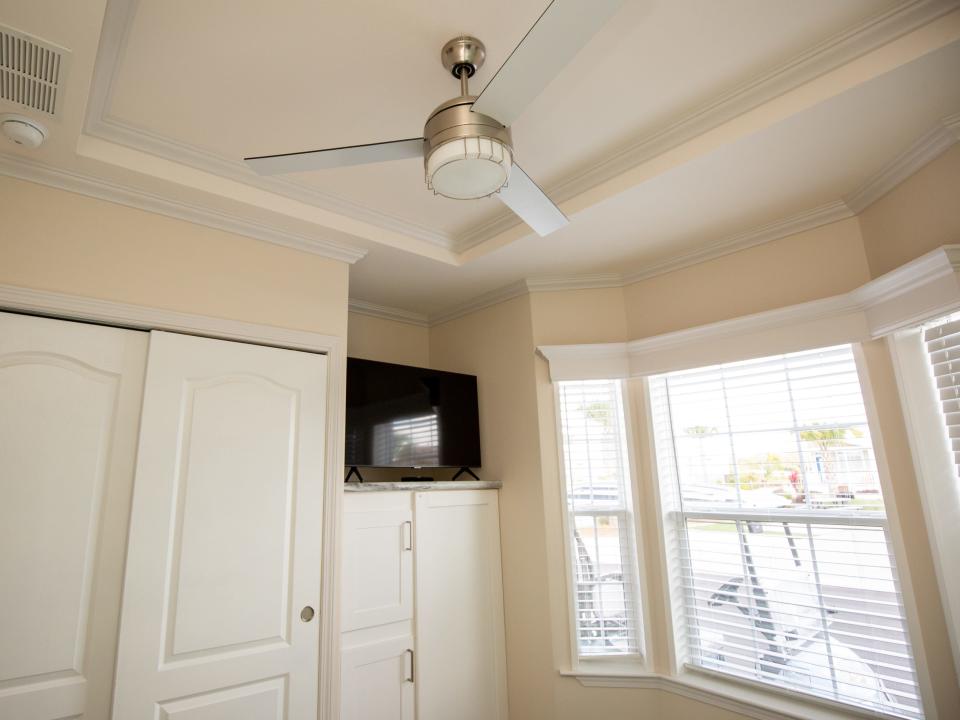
[471,0,624,126]
[244,137,424,175]
[497,164,568,237]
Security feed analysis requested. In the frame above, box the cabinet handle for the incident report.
[402,520,413,551]
[405,648,414,683]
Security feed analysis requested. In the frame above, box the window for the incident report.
[922,312,960,477]
[557,379,642,658]
[648,345,922,718]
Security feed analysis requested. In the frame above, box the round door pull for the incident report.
[300,606,315,622]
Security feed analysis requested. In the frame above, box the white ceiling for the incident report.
[1,0,958,317]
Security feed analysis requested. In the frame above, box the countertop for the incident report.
[343,480,502,492]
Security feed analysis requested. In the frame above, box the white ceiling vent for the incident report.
[0,25,69,117]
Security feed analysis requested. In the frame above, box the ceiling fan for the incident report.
[243,0,623,237]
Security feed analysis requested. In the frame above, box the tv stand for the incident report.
[345,466,365,483]
[451,466,480,482]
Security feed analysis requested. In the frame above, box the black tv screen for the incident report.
[345,358,481,468]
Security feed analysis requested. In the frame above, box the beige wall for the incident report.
[430,296,561,719]
[623,217,869,338]
[346,311,429,366]
[859,145,960,278]
[0,176,349,336]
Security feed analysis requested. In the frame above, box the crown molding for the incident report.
[83,0,450,252]
[452,0,957,252]
[82,0,954,257]
[347,299,429,327]
[525,273,624,292]
[428,280,530,327]
[538,245,960,381]
[0,153,367,264]
[844,114,960,213]
[622,201,855,284]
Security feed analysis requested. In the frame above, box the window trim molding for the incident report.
[553,380,650,672]
[538,245,960,382]
[887,327,960,682]
[560,666,917,720]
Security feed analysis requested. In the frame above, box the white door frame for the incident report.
[0,283,346,720]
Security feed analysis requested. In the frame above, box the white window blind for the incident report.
[557,380,642,657]
[923,313,960,476]
[649,345,922,719]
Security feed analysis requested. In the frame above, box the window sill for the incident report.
[559,666,915,720]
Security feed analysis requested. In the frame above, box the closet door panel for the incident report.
[0,311,148,720]
[114,331,327,720]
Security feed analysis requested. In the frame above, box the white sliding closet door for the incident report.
[0,311,148,720]
[114,331,327,720]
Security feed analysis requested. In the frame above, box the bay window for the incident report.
[648,344,922,718]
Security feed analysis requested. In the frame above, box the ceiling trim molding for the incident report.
[845,113,960,213]
[537,244,960,381]
[0,153,367,264]
[81,0,956,258]
[347,299,429,327]
[83,0,451,251]
[622,201,855,284]
[525,273,624,292]
[452,0,958,252]
[428,280,530,327]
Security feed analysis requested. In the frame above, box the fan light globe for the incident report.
[425,136,512,200]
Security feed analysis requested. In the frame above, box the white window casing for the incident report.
[556,379,645,664]
[889,319,960,683]
[648,345,923,719]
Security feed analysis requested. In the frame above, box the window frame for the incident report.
[553,378,650,672]
[888,326,960,680]
[641,344,928,720]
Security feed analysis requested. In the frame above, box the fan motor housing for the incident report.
[422,96,513,163]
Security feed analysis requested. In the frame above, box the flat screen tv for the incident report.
[345,358,481,468]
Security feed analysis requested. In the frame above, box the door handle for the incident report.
[402,520,413,551]
[300,605,315,622]
[405,648,414,683]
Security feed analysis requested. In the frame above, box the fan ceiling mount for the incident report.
[244,0,625,237]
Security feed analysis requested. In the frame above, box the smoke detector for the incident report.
[1,113,46,148]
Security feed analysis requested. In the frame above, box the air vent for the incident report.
[0,25,68,117]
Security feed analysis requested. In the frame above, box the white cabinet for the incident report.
[342,636,415,720]
[342,494,414,632]
[414,490,508,720]
[340,488,506,720]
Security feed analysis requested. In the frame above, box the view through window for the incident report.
[648,345,922,718]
